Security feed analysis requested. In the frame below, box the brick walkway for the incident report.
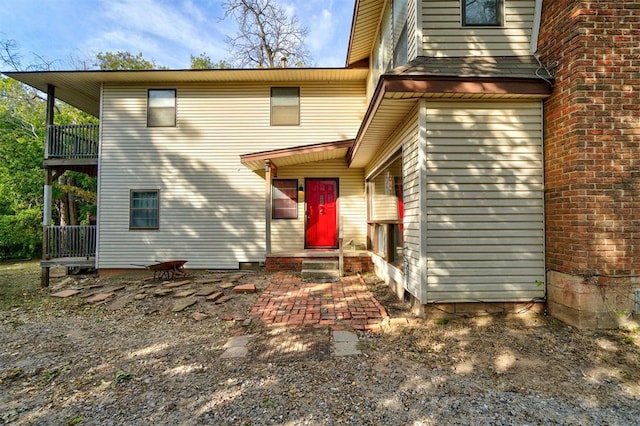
[250,273,388,330]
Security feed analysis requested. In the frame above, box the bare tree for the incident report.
[222,0,311,68]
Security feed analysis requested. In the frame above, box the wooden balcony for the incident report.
[41,225,96,268]
[45,124,99,176]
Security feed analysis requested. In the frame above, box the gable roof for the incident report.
[346,0,384,67]
[3,68,369,117]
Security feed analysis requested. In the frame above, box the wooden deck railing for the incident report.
[45,225,96,259]
[46,124,99,159]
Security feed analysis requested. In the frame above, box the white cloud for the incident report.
[82,0,229,68]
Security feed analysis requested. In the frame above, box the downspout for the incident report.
[530,0,544,54]
[531,0,548,298]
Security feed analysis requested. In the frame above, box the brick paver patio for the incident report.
[250,273,388,330]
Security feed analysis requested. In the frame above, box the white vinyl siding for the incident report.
[366,105,421,298]
[270,160,366,253]
[404,105,424,301]
[408,0,420,60]
[424,101,545,302]
[422,0,535,57]
[97,82,365,269]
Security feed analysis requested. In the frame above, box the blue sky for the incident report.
[0,0,355,70]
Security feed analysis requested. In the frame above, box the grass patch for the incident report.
[0,260,45,311]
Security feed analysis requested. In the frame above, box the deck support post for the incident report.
[41,85,55,288]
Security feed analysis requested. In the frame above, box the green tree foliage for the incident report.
[0,77,45,258]
[0,40,100,258]
[95,51,159,70]
[190,53,233,69]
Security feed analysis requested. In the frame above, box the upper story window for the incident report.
[392,0,408,67]
[271,87,300,126]
[462,0,503,27]
[130,190,159,230]
[147,89,176,127]
[375,0,408,79]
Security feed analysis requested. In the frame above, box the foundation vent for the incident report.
[635,289,640,314]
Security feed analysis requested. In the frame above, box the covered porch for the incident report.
[41,85,99,285]
[240,140,372,276]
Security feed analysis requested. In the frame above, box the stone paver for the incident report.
[190,312,209,321]
[213,295,233,304]
[233,283,257,293]
[250,273,387,330]
[220,335,251,358]
[333,330,358,343]
[51,289,81,298]
[87,292,115,303]
[206,291,224,301]
[333,330,361,356]
[171,297,197,312]
[195,285,219,296]
[220,346,248,358]
[334,342,361,356]
[173,289,197,298]
[163,280,191,289]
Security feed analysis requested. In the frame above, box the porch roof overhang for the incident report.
[347,56,555,168]
[240,139,355,173]
[3,68,369,117]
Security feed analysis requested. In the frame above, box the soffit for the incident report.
[3,68,369,117]
[346,0,384,67]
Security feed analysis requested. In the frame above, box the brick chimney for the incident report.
[538,0,640,328]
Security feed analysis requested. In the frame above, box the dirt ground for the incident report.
[1,261,639,425]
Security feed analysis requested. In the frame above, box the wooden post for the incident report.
[41,85,55,288]
[338,219,344,277]
[265,160,272,255]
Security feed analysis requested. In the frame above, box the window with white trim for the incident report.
[271,87,300,126]
[147,89,176,127]
[462,0,503,27]
[367,153,404,266]
[272,179,298,219]
[130,190,159,230]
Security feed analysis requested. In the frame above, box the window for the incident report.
[462,0,502,26]
[272,179,298,219]
[147,89,176,127]
[271,87,300,126]
[367,153,404,266]
[130,190,159,230]
[392,0,408,67]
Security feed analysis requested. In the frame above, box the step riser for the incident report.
[302,260,339,270]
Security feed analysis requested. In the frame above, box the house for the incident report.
[10,1,634,327]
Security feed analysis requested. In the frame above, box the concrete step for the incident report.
[301,259,341,281]
[302,260,339,270]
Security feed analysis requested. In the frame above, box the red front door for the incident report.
[306,179,338,248]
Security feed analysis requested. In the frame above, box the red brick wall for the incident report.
[538,0,640,278]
